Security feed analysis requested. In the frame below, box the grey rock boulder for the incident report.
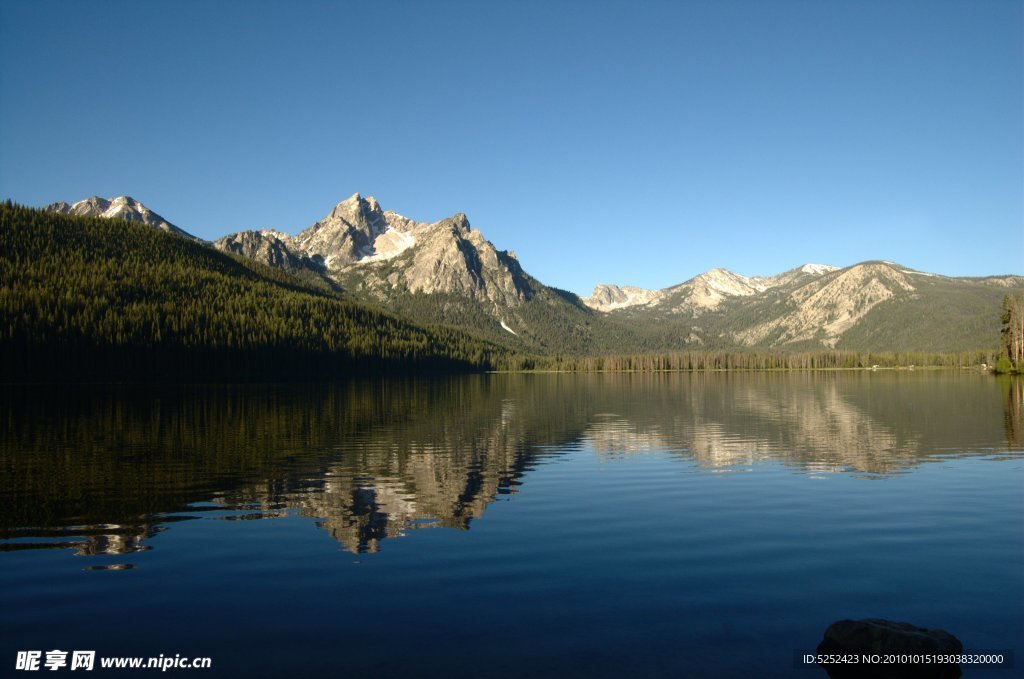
[817,618,962,679]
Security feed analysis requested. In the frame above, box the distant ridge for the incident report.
[583,264,840,313]
[47,196,198,240]
[35,194,1024,354]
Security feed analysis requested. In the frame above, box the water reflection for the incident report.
[1,373,1019,559]
[585,374,947,473]
[1001,375,1023,448]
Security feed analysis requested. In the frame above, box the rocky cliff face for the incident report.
[217,193,534,308]
[733,262,917,347]
[584,263,838,314]
[353,212,532,305]
[661,267,771,313]
[293,193,393,269]
[585,284,665,311]
[213,229,320,276]
[47,196,197,239]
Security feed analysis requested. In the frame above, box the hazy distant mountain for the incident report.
[590,260,1024,352]
[585,284,665,312]
[584,263,839,313]
[753,261,1024,352]
[47,196,197,240]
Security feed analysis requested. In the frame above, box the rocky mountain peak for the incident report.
[212,229,332,284]
[80,195,111,210]
[584,284,663,312]
[677,268,765,309]
[220,194,533,309]
[800,263,837,275]
[436,213,471,233]
[110,195,141,208]
[46,195,196,240]
[583,263,841,314]
[325,193,384,225]
[295,193,391,269]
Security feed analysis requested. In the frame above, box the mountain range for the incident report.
[43,193,1024,355]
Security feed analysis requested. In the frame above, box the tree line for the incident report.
[0,202,521,380]
[524,349,995,372]
[0,202,1008,381]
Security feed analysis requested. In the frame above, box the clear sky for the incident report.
[1,0,1021,295]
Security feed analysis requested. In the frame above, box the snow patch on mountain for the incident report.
[800,263,838,275]
[358,227,418,263]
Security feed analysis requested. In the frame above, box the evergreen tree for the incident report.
[1000,294,1024,371]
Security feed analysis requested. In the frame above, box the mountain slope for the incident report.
[213,229,337,290]
[598,261,1024,352]
[333,211,532,307]
[216,194,652,354]
[214,189,1024,354]
[220,193,535,308]
[0,202,519,380]
[584,263,839,314]
[824,267,1024,352]
[47,195,198,240]
[730,262,917,347]
[38,193,1023,356]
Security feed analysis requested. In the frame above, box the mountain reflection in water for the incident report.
[1,372,1020,559]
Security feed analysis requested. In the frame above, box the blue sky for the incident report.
[1,0,1020,295]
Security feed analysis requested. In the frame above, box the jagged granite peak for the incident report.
[293,193,394,269]
[583,263,839,313]
[583,268,765,314]
[213,194,535,309]
[441,213,472,233]
[652,269,763,315]
[686,267,768,295]
[584,284,664,312]
[47,195,197,239]
[214,229,319,274]
[352,209,532,306]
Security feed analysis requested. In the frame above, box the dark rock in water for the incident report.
[817,618,963,679]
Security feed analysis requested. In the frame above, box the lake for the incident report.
[1,372,1021,677]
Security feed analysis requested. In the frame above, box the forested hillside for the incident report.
[0,202,1013,381]
[0,203,522,380]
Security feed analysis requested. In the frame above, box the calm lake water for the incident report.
[1,372,1021,677]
